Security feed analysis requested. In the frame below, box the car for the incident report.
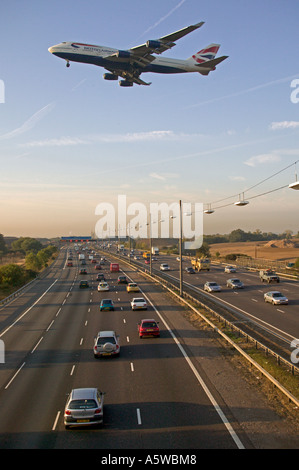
[117,275,128,284]
[79,268,87,275]
[134,255,140,260]
[131,297,147,310]
[64,388,104,429]
[97,273,106,281]
[185,267,195,274]
[93,330,120,358]
[204,281,221,292]
[67,261,73,267]
[160,263,170,271]
[79,280,89,289]
[264,291,288,305]
[91,259,97,264]
[81,260,86,265]
[145,259,150,264]
[97,281,109,291]
[126,282,139,293]
[95,264,102,270]
[224,265,236,273]
[138,319,160,338]
[226,278,244,289]
[100,299,114,311]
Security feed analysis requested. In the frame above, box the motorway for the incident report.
[0,247,298,449]
[132,252,299,346]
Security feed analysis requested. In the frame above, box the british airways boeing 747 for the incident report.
[48,22,228,87]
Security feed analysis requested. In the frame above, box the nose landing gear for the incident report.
[66,60,70,67]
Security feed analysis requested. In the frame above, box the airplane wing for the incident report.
[130,21,205,56]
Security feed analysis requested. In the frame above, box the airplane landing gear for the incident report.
[66,60,70,67]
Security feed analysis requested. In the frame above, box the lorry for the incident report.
[259,269,280,283]
[151,247,159,255]
[110,263,119,272]
[191,257,211,271]
[78,254,85,260]
[143,251,150,260]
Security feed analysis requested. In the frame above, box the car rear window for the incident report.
[142,322,157,328]
[97,337,116,345]
[69,399,97,409]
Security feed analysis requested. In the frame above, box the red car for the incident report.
[138,319,160,338]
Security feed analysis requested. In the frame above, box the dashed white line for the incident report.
[46,320,54,331]
[5,362,26,389]
[130,362,134,372]
[70,365,75,376]
[52,411,61,431]
[31,336,43,353]
[136,408,142,425]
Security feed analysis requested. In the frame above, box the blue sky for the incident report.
[1,0,299,238]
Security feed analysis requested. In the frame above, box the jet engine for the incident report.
[119,80,133,87]
[146,40,161,49]
[103,73,118,81]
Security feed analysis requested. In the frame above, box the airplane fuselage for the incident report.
[49,42,207,74]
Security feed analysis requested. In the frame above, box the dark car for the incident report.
[97,273,106,281]
[79,268,87,275]
[79,280,89,289]
[117,275,128,284]
[185,267,195,274]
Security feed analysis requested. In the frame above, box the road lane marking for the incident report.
[31,337,43,353]
[80,338,83,345]
[70,365,75,375]
[137,408,142,425]
[52,411,61,431]
[0,279,58,339]
[130,362,134,372]
[127,336,130,342]
[5,362,26,389]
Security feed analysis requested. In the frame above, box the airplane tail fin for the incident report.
[188,43,228,74]
[189,43,220,64]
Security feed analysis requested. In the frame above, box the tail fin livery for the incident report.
[189,43,220,63]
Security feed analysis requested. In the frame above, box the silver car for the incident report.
[264,291,288,305]
[227,278,244,289]
[93,330,120,358]
[64,388,104,428]
[204,281,221,292]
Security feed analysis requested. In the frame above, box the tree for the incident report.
[0,234,7,255]
[11,237,43,254]
[25,253,42,271]
[0,264,26,287]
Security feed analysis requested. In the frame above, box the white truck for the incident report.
[151,247,159,255]
[78,254,85,260]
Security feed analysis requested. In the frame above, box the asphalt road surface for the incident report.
[0,247,298,449]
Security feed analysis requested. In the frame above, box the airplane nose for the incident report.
[48,46,54,53]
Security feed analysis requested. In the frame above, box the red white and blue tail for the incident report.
[189,43,220,63]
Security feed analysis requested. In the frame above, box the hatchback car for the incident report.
[204,281,221,292]
[97,273,106,281]
[224,265,236,273]
[67,261,73,267]
[97,281,109,292]
[160,263,170,271]
[138,319,160,338]
[264,291,288,305]
[117,275,128,284]
[93,330,120,358]
[79,268,87,275]
[79,280,89,289]
[131,297,147,310]
[226,278,244,289]
[127,282,139,293]
[64,388,104,429]
[100,299,114,311]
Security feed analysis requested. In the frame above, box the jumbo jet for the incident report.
[48,22,228,87]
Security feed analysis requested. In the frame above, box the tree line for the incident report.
[204,228,298,245]
[0,235,58,295]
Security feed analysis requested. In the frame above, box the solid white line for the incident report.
[136,408,142,425]
[140,288,245,450]
[0,279,58,339]
[52,411,61,431]
[31,336,43,353]
[5,362,26,389]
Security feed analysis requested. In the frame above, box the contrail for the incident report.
[141,0,187,36]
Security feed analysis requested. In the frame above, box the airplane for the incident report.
[48,22,228,87]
